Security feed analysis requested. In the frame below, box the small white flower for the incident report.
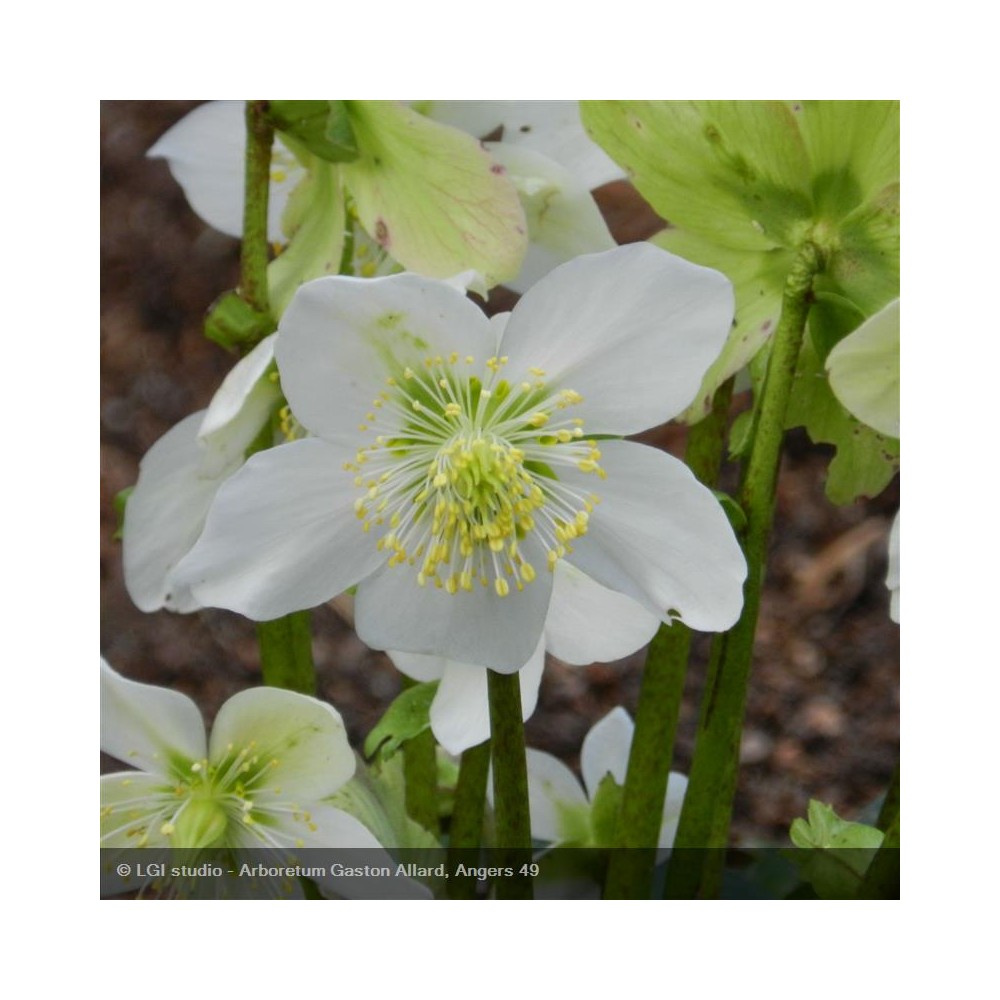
[174,244,747,671]
[122,334,281,612]
[101,657,377,854]
[388,561,660,754]
[504,707,687,848]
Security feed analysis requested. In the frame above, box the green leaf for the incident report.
[822,183,900,316]
[653,228,791,421]
[582,101,812,252]
[787,800,884,899]
[808,290,869,363]
[712,490,747,535]
[363,681,439,761]
[267,160,345,316]
[589,772,624,848]
[268,100,359,163]
[786,335,899,504]
[112,486,133,541]
[340,101,528,288]
[204,290,276,352]
[790,101,899,217]
[328,752,441,850]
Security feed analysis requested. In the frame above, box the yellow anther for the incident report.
[527,412,549,428]
[495,578,510,597]
[529,366,546,377]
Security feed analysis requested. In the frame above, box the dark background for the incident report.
[100,101,899,844]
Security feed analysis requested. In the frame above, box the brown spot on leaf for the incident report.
[374,219,389,246]
[490,163,505,175]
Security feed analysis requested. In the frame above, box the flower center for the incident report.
[346,352,605,596]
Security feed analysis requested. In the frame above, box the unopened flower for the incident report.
[174,244,747,671]
[388,561,660,754]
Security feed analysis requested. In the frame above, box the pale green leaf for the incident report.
[589,772,624,848]
[582,100,812,251]
[341,101,528,288]
[363,681,439,761]
[790,101,899,216]
[786,336,900,504]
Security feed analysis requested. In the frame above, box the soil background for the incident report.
[100,101,900,845]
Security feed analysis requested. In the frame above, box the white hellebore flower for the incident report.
[826,298,900,621]
[389,561,660,754]
[508,707,687,848]
[101,658,381,854]
[174,244,747,671]
[122,333,282,612]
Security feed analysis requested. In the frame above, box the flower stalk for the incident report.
[603,378,733,899]
[667,242,822,898]
[239,101,274,324]
[239,100,317,695]
[401,681,440,836]
[447,739,491,899]
[487,668,533,899]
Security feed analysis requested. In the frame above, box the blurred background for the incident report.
[100,101,899,844]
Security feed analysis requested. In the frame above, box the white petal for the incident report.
[122,411,241,613]
[427,637,545,754]
[386,650,446,683]
[826,298,900,438]
[209,687,355,800]
[426,101,625,189]
[498,244,734,435]
[100,771,176,848]
[173,438,385,620]
[887,511,900,623]
[101,658,206,773]
[484,142,615,294]
[276,273,496,447]
[564,440,747,633]
[581,706,634,800]
[147,101,301,243]
[545,562,659,665]
[197,334,279,474]
[354,557,553,672]
[522,748,589,843]
[657,772,689,850]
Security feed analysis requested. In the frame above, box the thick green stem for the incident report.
[487,669,533,899]
[401,682,440,837]
[240,101,317,696]
[857,810,899,899]
[877,764,900,833]
[447,740,491,899]
[603,380,733,899]
[240,101,274,318]
[666,243,822,899]
[255,613,316,694]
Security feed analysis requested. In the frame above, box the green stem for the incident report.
[240,101,317,696]
[447,740,491,899]
[857,810,899,899]
[603,380,733,899]
[401,681,440,837]
[240,101,274,318]
[255,613,316,694]
[877,764,900,833]
[666,243,822,899]
[487,669,533,899]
